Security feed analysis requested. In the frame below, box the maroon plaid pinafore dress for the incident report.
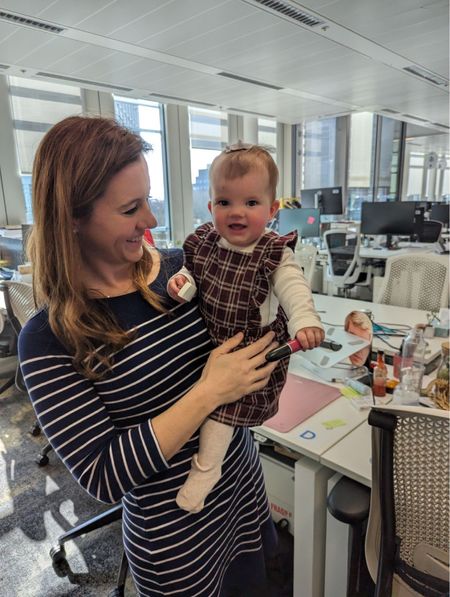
[184,223,298,426]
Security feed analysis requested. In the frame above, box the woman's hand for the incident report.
[199,331,279,409]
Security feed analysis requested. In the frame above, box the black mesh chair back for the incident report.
[366,405,449,597]
[417,220,443,243]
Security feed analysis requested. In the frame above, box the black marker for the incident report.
[266,338,342,362]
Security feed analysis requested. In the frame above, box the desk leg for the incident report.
[294,458,334,597]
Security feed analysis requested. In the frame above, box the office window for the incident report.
[403,129,450,202]
[376,117,404,202]
[298,118,337,191]
[189,107,228,227]
[8,76,82,222]
[347,113,376,220]
[114,97,169,245]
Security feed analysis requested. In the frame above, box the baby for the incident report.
[168,142,324,512]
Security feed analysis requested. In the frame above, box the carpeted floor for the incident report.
[0,377,293,597]
[0,379,135,597]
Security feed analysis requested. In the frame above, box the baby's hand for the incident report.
[295,326,325,350]
[168,275,189,303]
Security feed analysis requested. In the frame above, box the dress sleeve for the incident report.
[18,314,170,504]
[183,222,214,274]
[272,247,324,338]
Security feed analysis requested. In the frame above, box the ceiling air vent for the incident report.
[381,108,400,115]
[243,0,325,27]
[36,72,132,92]
[403,66,448,87]
[0,11,65,34]
[0,64,10,70]
[149,93,215,107]
[218,72,283,91]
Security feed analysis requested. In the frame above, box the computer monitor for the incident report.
[301,187,343,216]
[430,203,449,226]
[360,201,416,247]
[278,208,320,238]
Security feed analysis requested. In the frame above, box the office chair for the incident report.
[0,280,35,394]
[416,219,442,243]
[294,242,318,286]
[50,502,128,597]
[0,282,133,596]
[375,254,449,312]
[323,228,371,298]
[0,280,55,464]
[365,405,449,597]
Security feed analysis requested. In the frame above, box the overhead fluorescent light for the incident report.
[0,10,65,34]
[218,72,283,91]
[403,66,448,87]
[242,0,325,27]
[36,72,133,92]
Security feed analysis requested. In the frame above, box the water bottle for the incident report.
[393,327,426,405]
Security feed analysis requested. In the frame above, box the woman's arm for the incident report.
[152,332,277,458]
[19,318,276,504]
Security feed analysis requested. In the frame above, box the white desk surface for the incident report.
[313,294,443,363]
[254,354,367,461]
[255,295,444,472]
[320,420,372,488]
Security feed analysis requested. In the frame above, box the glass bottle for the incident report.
[399,327,426,393]
[373,350,387,398]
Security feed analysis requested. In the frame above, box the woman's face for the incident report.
[76,155,157,269]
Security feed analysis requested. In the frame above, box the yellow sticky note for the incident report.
[322,419,347,430]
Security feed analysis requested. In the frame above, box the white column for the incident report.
[81,89,115,117]
[242,116,258,143]
[165,103,193,245]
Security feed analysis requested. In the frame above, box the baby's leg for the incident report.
[176,418,234,513]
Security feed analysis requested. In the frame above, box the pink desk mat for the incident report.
[264,373,341,433]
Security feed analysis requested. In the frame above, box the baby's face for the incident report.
[209,166,278,247]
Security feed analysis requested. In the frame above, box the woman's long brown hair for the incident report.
[28,116,165,379]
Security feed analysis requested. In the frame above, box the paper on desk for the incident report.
[322,418,347,430]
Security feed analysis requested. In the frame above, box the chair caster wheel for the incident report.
[36,453,49,466]
[108,589,124,597]
[50,544,66,564]
[30,424,41,436]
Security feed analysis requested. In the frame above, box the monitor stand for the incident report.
[385,234,399,250]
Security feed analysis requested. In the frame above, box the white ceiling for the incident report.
[0,0,449,134]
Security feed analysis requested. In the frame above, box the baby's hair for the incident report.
[209,142,279,201]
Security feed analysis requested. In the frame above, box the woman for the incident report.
[18,116,279,596]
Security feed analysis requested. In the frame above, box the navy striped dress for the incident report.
[18,250,277,596]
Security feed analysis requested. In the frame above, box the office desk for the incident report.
[313,294,443,370]
[318,243,436,261]
[320,420,371,488]
[254,296,442,597]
